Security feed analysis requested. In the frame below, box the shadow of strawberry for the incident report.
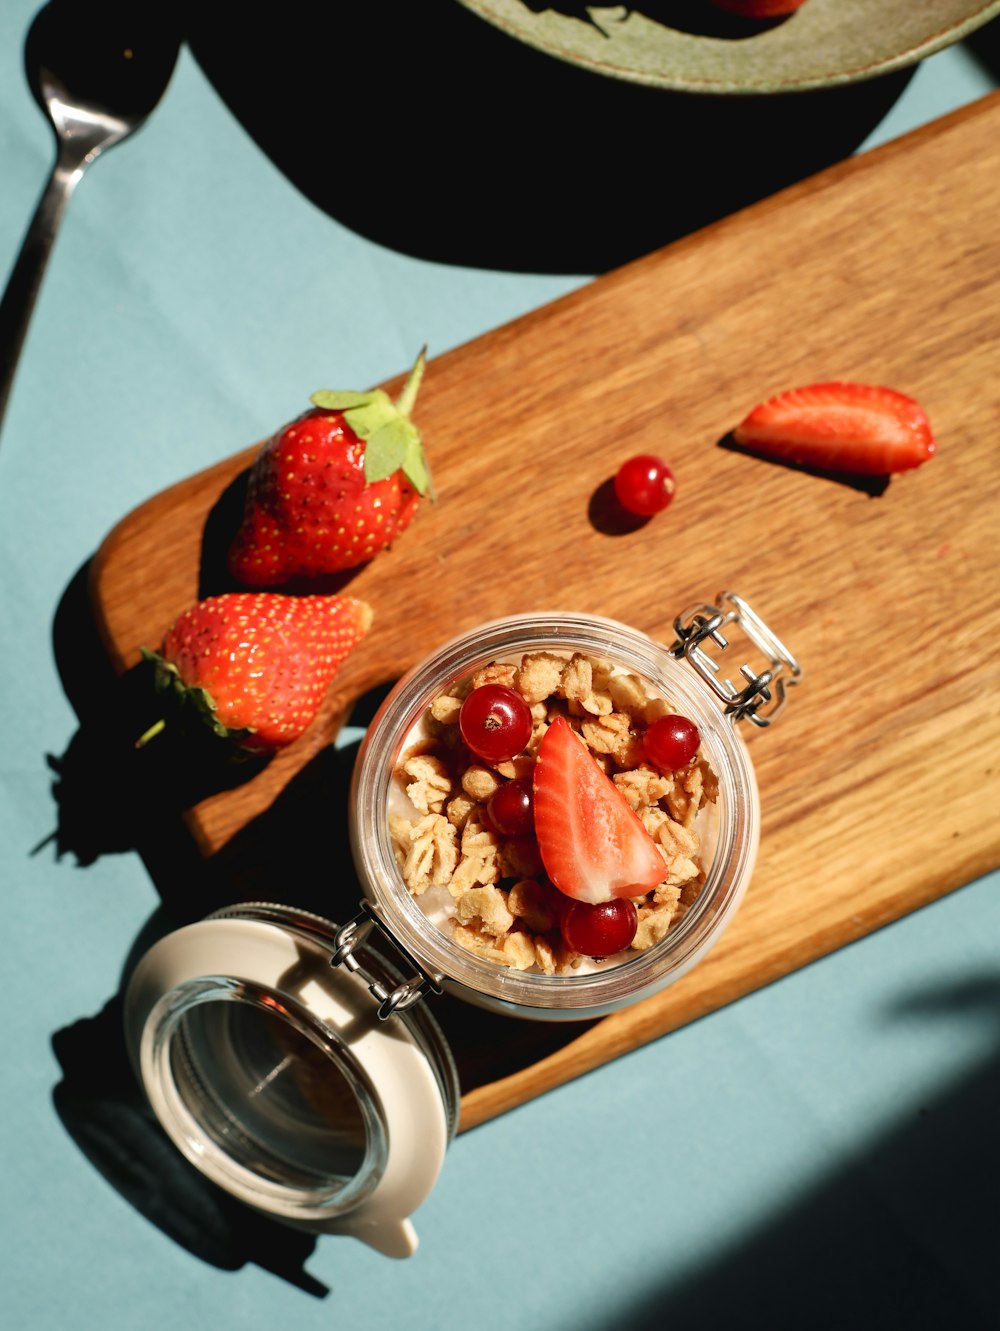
[717,432,892,496]
[196,465,249,598]
[197,465,369,600]
[40,561,268,869]
[41,661,269,866]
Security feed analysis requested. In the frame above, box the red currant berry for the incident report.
[459,684,533,763]
[486,777,535,838]
[644,714,700,770]
[507,836,543,878]
[613,454,676,517]
[561,898,638,958]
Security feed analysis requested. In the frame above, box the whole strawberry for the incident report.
[140,592,373,755]
[228,350,432,586]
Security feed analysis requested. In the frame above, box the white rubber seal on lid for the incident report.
[124,915,453,1257]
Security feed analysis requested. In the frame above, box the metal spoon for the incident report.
[0,1,181,441]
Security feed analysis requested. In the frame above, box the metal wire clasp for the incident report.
[670,591,801,728]
[330,901,443,1020]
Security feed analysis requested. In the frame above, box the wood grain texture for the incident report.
[91,93,1000,1131]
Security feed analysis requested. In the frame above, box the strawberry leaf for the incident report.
[310,390,375,411]
[310,350,434,497]
[342,393,399,442]
[395,347,427,418]
[364,419,412,482]
[140,648,255,748]
[402,434,432,497]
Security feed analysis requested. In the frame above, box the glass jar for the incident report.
[125,591,799,1256]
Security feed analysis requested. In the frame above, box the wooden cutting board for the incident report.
[91,92,1000,1131]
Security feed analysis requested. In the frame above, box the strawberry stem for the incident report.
[135,718,166,749]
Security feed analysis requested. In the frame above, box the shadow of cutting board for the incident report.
[91,92,1000,1131]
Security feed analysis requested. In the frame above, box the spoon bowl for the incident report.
[0,1,181,439]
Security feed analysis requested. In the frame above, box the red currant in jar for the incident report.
[506,836,543,878]
[613,454,676,517]
[644,714,700,770]
[459,684,533,763]
[561,898,638,958]
[486,777,535,838]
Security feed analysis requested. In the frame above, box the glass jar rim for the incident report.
[350,611,760,1016]
[143,972,388,1220]
[125,907,461,1238]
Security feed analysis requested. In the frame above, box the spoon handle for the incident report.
[0,155,81,443]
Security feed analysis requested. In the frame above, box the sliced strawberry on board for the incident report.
[533,716,665,905]
[733,382,936,476]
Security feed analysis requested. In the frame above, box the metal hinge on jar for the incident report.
[331,900,444,1020]
[670,591,801,728]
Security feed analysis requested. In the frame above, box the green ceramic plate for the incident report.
[457,0,1000,93]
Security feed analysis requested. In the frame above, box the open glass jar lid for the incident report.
[125,591,800,1254]
[125,904,460,1258]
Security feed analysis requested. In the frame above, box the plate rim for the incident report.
[457,0,1000,94]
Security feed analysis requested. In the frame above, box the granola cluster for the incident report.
[389,651,718,974]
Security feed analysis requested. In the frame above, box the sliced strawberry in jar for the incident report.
[733,381,936,475]
[532,716,665,904]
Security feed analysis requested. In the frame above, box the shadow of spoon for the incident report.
[0,1,181,442]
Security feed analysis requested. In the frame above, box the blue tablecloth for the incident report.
[2,4,999,1326]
